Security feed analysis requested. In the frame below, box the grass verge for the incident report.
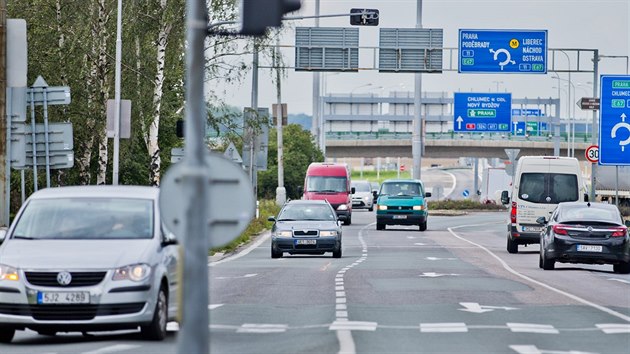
[209,199,280,255]
[428,199,506,211]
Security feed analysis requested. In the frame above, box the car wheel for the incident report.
[332,247,342,258]
[141,286,168,340]
[541,248,555,270]
[271,248,283,259]
[0,327,15,343]
[613,262,630,274]
[344,215,352,225]
[376,222,384,230]
[419,221,427,231]
[507,235,518,254]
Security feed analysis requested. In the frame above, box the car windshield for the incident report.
[380,182,422,196]
[307,176,347,193]
[278,204,336,221]
[12,198,154,240]
[352,182,371,193]
[559,205,622,224]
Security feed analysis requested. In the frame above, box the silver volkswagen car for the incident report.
[0,186,179,343]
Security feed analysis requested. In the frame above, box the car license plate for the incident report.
[577,245,603,252]
[393,215,407,219]
[295,239,316,245]
[522,226,541,232]
[37,291,90,304]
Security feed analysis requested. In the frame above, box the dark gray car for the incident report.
[269,200,344,258]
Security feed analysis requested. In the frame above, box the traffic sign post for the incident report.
[598,75,630,165]
[454,93,512,132]
[578,97,600,111]
[585,145,599,163]
[459,29,547,74]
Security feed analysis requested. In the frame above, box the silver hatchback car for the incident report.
[0,186,179,343]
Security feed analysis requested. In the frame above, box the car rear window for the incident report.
[560,205,622,224]
[12,198,154,240]
[518,173,578,204]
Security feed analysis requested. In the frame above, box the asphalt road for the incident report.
[3,208,629,354]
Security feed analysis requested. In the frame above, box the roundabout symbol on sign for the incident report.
[585,145,599,163]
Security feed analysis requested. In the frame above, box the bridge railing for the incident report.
[325,131,593,143]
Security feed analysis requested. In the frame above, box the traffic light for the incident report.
[176,119,184,138]
[350,8,379,26]
[240,0,302,36]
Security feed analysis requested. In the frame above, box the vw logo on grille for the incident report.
[587,226,593,232]
[398,206,402,210]
[57,271,72,286]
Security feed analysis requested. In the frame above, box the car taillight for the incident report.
[510,202,517,223]
[552,224,570,235]
[611,226,628,237]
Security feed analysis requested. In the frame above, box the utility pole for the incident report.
[250,40,259,196]
[0,0,7,226]
[112,0,122,185]
[412,0,423,180]
[590,50,599,202]
[275,30,286,206]
[312,0,321,151]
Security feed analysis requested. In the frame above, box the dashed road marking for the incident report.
[420,322,468,333]
[236,324,288,333]
[596,323,630,334]
[507,323,559,334]
[330,320,377,331]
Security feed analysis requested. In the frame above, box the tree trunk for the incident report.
[147,0,172,186]
[95,0,111,185]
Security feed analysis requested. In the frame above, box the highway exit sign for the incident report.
[454,92,512,132]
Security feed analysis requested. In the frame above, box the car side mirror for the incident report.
[583,193,589,202]
[298,186,303,195]
[372,191,378,199]
[267,216,276,222]
[0,229,6,245]
[351,187,356,194]
[536,216,547,225]
[625,220,630,227]
[501,191,510,205]
[425,192,432,198]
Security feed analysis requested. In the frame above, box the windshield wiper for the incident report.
[277,218,296,221]
[13,235,38,240]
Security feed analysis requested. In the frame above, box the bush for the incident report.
[428,199,506,211]
[210,199,280,255]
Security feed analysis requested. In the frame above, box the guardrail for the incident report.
[325,131,593,143]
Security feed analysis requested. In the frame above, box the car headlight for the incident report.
[320,231,338,237]
[337,204,348,211]
[113,264,151,282]
[363,196,370,201]
[378,205,388,210]
[0,264,19,281]
[276,230,293,238]
[413,205,425,211]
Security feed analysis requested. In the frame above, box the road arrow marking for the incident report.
[419,272,460,278]
[456,116,464,129]
[509,344,597,354]
[459,302,519,313]
[426,256,456,261]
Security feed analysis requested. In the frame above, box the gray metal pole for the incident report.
[112,0,122,185]
[412,0,423,180]
[4,87,10,225]
[20,170,24,204]
[0,0,7,226]
[29,89,37,191]
[590,50,599,202]
[615,166,619,206]
[250,41,259,196]
[312,0,321,150]
[177,0,209,353]
[42,89,51,188]
[275,31,286,206]
[473,158,479,201]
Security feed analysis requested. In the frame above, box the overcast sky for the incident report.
[213,0,630,120]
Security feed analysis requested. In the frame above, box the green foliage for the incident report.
[257,124,324,200]
[210,199,280,254]
[351,170,412,184]
[428,199,506,211]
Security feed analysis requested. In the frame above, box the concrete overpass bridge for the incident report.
[325,133,593,160]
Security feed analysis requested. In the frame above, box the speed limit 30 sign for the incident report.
[585,145,599,163]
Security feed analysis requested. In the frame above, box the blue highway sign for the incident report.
[459,29,547,74]
[599,75,630,165]
[454,93,512,132]
[512,108,543,117]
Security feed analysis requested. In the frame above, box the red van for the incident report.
[302,163,354,225]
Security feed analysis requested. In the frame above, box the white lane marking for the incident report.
[236,324,288,333]
[607,278,630,285]
[336,291,346,297]
[459,302,518,313]
[509,344,598,354]
[414,243,426,246]
[209,231,271,266]
[336,297,347,304]
[330,320,377,331]
[82,345,141,354]
[507,323,559,334]
[442,170,457,198]
[420,322,468,333]
[336,304,347,310]
[336,311,348,318]
[209,304,224,310]
[335,286,344,291]
[337,330,356,354]
[596,323,630,333]
[426,256,456,261]
[448,224,630,323]
[419,272,460,278]
[214,273,257,280]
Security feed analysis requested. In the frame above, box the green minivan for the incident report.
[375,179,431,231]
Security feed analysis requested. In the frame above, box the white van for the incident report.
[501,156,586,253]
